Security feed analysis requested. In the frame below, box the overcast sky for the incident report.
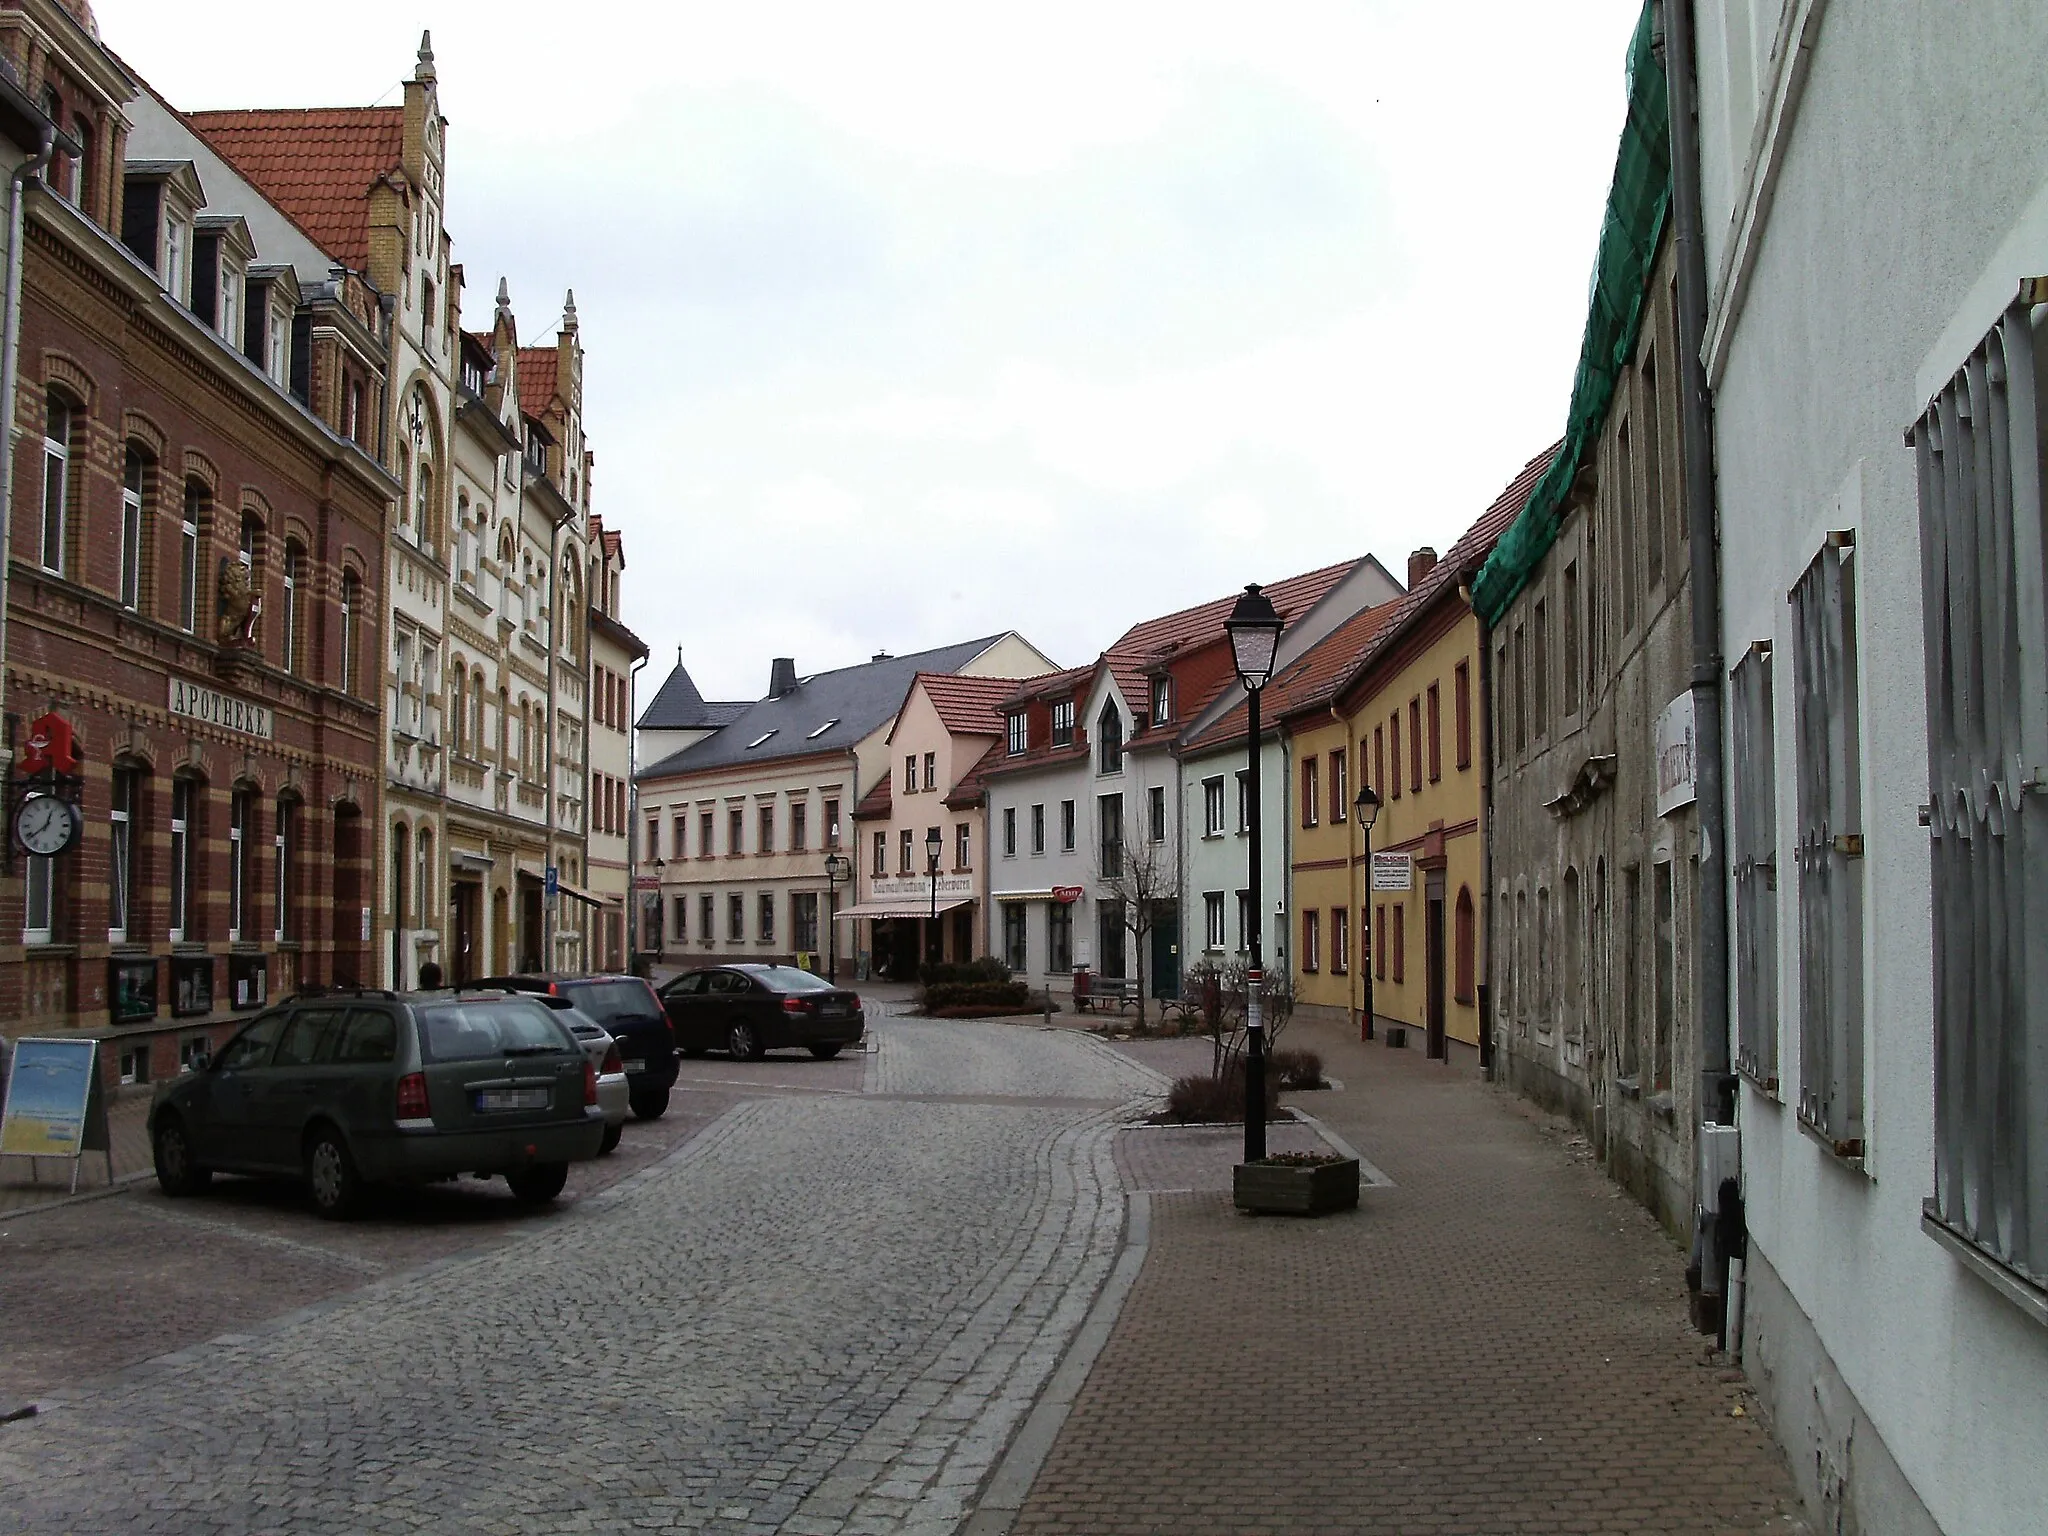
[96,0,1641,705]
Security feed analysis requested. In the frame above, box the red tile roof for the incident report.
[851,777,892,822]
[1184,598,1404,751]
[944,740,1007,809]
[185,107,405,271]
[517,348,558,414]
[914,673,1018,737]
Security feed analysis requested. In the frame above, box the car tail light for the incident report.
[848,993,861,1011]
[601,1042,623,1074]
[547,981,562,996]
[583,1062,598,1106]
[782,996,814,1014]
[396,1072,431,1120]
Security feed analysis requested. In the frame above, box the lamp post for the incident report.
[925,826,944,969]
[824,852,852,980]
[1354,785,1381,1042]
[651,855,666,966]
[1226,583,1283,1164]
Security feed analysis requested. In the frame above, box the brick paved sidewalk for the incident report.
[1006,1017,1809,1536]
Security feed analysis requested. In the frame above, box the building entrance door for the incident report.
[1425,869,1447,1060]
[1150,901,1179,998]
[451,881,480,984]
[519,878,544,971]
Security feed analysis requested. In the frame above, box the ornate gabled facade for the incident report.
[585,513,646,972]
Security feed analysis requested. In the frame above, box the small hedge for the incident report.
[1163,1067,1279,1124]
[922,980,1031,1012]
[919,957,1012,987]
[1268,1049,1327,1091]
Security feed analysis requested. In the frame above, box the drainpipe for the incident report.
[0,126,58,759]
[1664,0,1738,1336]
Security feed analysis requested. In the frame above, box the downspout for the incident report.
[1664,0,1739,1336]
[0,126,57,761]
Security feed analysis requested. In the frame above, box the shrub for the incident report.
[1162,1066,1279,1124]
[1268,1049,1326,1091]
[918,957,1012,988]
[921,980,1030,1012]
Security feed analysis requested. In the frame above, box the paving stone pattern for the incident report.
[0,1020,1149,1535]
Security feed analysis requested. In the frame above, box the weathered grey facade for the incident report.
[1488,236,1702,1236]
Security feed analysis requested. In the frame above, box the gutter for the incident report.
[0,126,61,757]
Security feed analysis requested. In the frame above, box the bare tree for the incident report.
[1093,828,1178,1030]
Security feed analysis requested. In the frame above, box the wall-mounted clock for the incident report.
[14,794,82,857]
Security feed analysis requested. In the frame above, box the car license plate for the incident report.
[822,1005,846,1017]
[622,1059,645,1074]
[476,1088,549,1112]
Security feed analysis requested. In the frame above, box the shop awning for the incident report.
[556,880,615,908]
[990,888,1059,902]
[834,898,974,921]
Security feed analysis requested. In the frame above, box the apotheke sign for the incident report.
[169,677,274,740]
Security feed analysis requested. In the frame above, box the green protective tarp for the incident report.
[1471,0,1671,625]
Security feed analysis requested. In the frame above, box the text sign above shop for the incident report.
[169,677,274,740]
[868,874,976,903]
[1370,852,1413,892]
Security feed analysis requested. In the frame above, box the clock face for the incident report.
[15,795,78,857]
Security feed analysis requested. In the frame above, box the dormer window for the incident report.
[462,356,486,395]
[218,257,242,344]
[163,218,186,301]
[1007,712,1027,756]
[266,304,289,385]
[67,116,91,207]
[1051,698,1075,748]
[421,276,436,351]
[1151,678,1172,726]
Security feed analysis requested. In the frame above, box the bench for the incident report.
[1157,994,1205,1027]
[1072,975,1142,1013]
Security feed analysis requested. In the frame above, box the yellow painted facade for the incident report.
[1334,605,1488,1047]
[1286,709,1373,1027]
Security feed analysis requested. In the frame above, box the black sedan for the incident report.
[657,965,865,1062]
[477,973,679,1119]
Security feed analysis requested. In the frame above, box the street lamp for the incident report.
[1354,784,1381,1043]
[925,826,944,969]
[1226,582,1283,1163]
[824,852,852,980]
[651,856,666,965]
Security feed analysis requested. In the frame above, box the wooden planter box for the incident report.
[1233,1157,1361,1215]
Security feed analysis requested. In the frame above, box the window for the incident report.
[824,799,840,848]
[671,895,687,943]
[1454,887,1475,1004]
[729,805,744,855]
[180,484,203,632]
[109,767,136,941]
[1330,749,1347,823]
[1051,699,1075,747]
[1237,891,1253,954]
[1097,704,1123,773]
[873,830,887,877]
[1563,565,1582,717]
[791,800,808,852]
[274,799,293,942]
[1791,538,1864,1153]
[728,893,744,943]
[1151,677,1171,726]
[120,449,146,609]
[1203,777,1225,836]
[281,542,304,673]
[1002,903,1028,971]
[1730,644,1779,1089]
[1236,771,1251,832]
[899,828,913,874]
[650,816,665,861]
[1426,685,1442,782]
[451,670,466,754]
[1389,712,1403,799]
[339,571,359,691]
[1453,661,1472,770]
[793,893,818,953]
[1047,900,1073,973]
[164,215,187,301]
[40,393,70,574]
[64,114,88,203]
[1331,905,1349,975]
[1030,803,1045,854]
[1408,698,1423,792]
[1911,308,2048,1278]
[1098,794,1123,877]
[345,377,363,444]
[1302,910,1319,972]
[758,892,775,944]
[1653,859,1675,1090]
[1060,799,1076,851]
[758,804,774,854]
[266,304,289,386]
[1007,712,1027,755]
[1374,903,1387,979]
[923,752,936,792]
[699,892,714,942]
[904,755,917,793]
[1512,624,1527,755]
[1204,892,1225,949]
[1374,726,1386,795]
[1300,757,1320,828]
[1642,353,1664,591]
[1147,785,1166,844]
[169,779,194,941]
[1391,902,1405,983]
[1002,807,1017,857]
[956,823,971,869]
[700,810,714,857]
[229,789,251,940]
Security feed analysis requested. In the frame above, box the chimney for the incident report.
[768,657,797,698]
[1407,547,1438,589]
[871,649,892,663]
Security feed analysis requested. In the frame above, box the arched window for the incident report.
[457,492,473,578]
[178,481,206,632]
[450,665,466,754]
[169,776,201,942]
[520,699,534,778]
[1096,703,1123,774]
[416,458,436,558]
[396,444,411,529]
[498,685,510,767]
[1536,884,1552,1035]
[120,447,149,610]
[229,785,254,942]
[390,821,410,931]
[68,115,92,206]
[339,570,360,693]
[470,670,485,754]
[1454,886,1475,1005]
[281,540,304,673]
[40,391,73,575]
[415,826,434,934]
[238,512,261,573]
[110,762,145,942]
[1562,867,1582,1049]
[274,796,296,942]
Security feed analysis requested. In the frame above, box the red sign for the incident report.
[18,712,79,776]
[1052,886,1084,904]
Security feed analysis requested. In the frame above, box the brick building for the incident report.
[0,0,390,1077]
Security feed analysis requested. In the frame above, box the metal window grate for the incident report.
[1731,643,1780,1090]
[1790,538,1864,1154]
[1909,289,2048,1287]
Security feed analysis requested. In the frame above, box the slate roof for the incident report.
[636,634,1022,780]
[185,107,405,271]
[636,661,745,731]
[1182,597,1405,751]
[517,347,558,414]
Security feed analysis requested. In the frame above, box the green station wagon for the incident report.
[149,988,605,1218]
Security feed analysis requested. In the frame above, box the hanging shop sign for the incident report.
[1052,885,1085,904]
[168,677,274,740]
[1369,852,1413,892]
[1656,690,1698,817]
